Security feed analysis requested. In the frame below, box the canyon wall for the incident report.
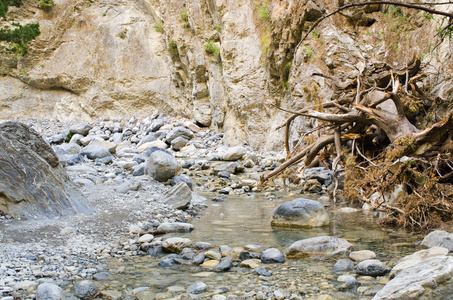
[0,0,452,149]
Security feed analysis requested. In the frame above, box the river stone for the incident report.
[192,253,206,265]
[170,175,194,190]
[137,234,154,243]
[137,140,168,153]
[303,167,334,184]
[157,222,194,232]
[356,259,390,276]
[70,280,99,300]
[214,257,233,272]
[166,126,194,143]
[390,246,449,278]
[69,123,92,136]
[213,162,238,174]
[271,198,330,227]
[89,140,116,154]
[260,248,286,264]
[163,182,193,210]
[171,136,189,151]
[149,119,164,132]
[80,145,112,160]
[241,259,261,269]
[36,283,66,300]
[349,250,376,262]
[54,143,81,155]
[0,124,91,218]
[421,230,453,251]
[162,237,193,253]
[334,258,355,272]
[287,236,353,258]
[201,260,219,268]
[222,146,247,161]
[205,250,221,261]
[188,281,207,294]
[145,150,181,182]
[373,256,453,300]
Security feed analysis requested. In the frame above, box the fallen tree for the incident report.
[261,2,453,231]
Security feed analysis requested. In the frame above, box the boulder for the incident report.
[349,250,376,262]
[303,167,334,184]
[260,248,286,264]
[171,136,189,151]
[148,119,164,132]
[222,146,247,161]
[188,281,207,294]
[355,259,390,276]
[390,246,449,278]
[163,182,192,210]
[287,236,353,258]
[36,283,66,300]
[145,150,181,182]
[69,122,92,136]
[79,145,113,160]
[165,126,194,143]
[162,237,193,253]
[214,257,233,272]
[373,256,453,300]
[271,198,330,227]
[0,122,91,218]
[70,280,99,300]
[421,230,453,251]
[157,222,194,232]
[137,140,168,153]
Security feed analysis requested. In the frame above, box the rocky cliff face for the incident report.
[1,0,452,149]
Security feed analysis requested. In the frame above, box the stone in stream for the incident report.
[0,121,91,218]
[36,283,67,300]
[145,150,181,182]
[70,280,99,299]
[271,198,330,227]
[213,257,233,272]
[260,248,286,264]
[286,236,353,258]
[69,122,92,136]
[355,259,390,276]
[188,281,207,294]
[165,126,194,143]
[157,222,194,232]
[192,253,206,265]
[333,258,355,272]
[390,246,449,278]
[373,256,453,300]
[349,250,376,262]
[79,144,113,160]
[162,237,193,253]
[254,267,272,276]
[222,146,247,161]
[170,174,194,190]
[421,230,453,251]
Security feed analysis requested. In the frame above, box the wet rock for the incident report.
[421,230,453,251]
[334,258,355,272]
[192,253,206,265]
[254,267,272,276]
[240,259,261,269]
[260,248,286,264]
[163,182,192,210]
[137,234,154,243]
[213,257,233,272]
[148,119,164,132]
[303,179,322,192]
[201,260,219,268]
[156,222,194,232]
[188,281,207,294]
[349,250,376,262]
[166,126,194,143]
[170,175,194,190]
[162,237,193,253]
[355,259,390,276]
[137,140,168,153]
[92,271,112,281]
[287,236,353,258]
[158,257,176,268]
[213,162,238,175]
[222,146,247,161]
[303,167,334,184]
[374,256,453,300]
[145,150,180,182]
[171,136,189,150]
[116,180,141,194]
[271,198,330,227]
[70,280,99,300]
[36,283,66,300]
[390,246,449,278]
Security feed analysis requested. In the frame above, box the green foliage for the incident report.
[181,10,188,21]
[437,18,453,39]
[312,30,319,38]
[285,61,291,69]
[423,13,434,20]
[153,23,163,33]
[182,22,189,28]
[65,131,73,143]
[168,40,179,58]
[0,22,40,55]
[216,25,221,33]
[257,0,270,20]
[203,40,220,56]
[0,0,23,18]
[38,0,53,8]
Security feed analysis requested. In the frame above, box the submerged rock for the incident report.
[355,259,390,276]
[421,230,453,251]
[287,236,353,258]
[271,198,330,227]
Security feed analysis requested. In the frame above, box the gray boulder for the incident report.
[373,256,453,300]
[165,126,194,143]
[355,259,390,276]
[148,119,164,132]
[222,146,247,161]
[260,248,286,263]
[70,280,98,300]
[213,162,239,175]
[145,150,180,182]
[188,281,207,294]
[157,222,194,232]
[79,145,112,160]
[421,230,453,251]
[0,122,91,218]
[171,136,189,150]
[36,283,66,300]
[69,123,92,136]
[271,198,330,227]
[303,167,334,184]
[170,175,194,190]
[390,247,449,278]
[334,258,355,272]
[163,182,192,209]
[214,257,233,272]
[287,236,353,258]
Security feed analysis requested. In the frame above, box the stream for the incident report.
[101,191,424,299]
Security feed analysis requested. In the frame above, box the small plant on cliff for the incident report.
[0,22,40,56]
[38,0,53,8]
[153,23,163,33]
[181,10,188,21]
[257,0,270,20]
[203,40,220,56]
[0,0,23,18]
[168,40,179,59]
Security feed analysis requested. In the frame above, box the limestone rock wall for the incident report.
[0,0,452,149]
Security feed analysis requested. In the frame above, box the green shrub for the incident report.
[168,40,179,58]
[38,0,53,8]
[203,40,220,56]
[181,10,188,21]
[257,1,270,20]
[153,23,163,33]
[0,0,23,18]
[0,22,40,55]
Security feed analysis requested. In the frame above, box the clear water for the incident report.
[103,192,423,298]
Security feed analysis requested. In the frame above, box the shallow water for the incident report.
[104,192,424,298]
